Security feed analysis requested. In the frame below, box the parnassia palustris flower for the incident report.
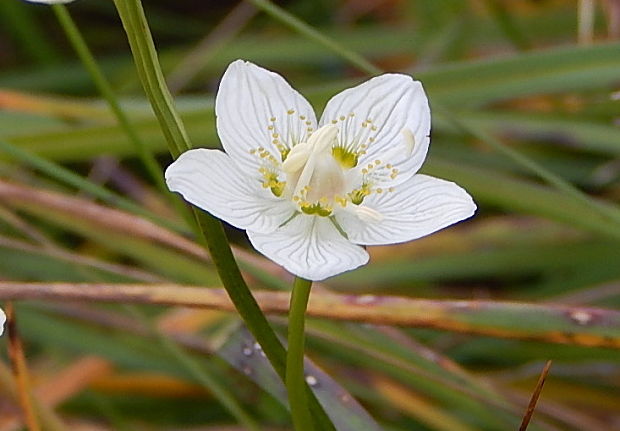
[166,60,476,280]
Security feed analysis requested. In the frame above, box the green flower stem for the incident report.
[111,1,335,429]
[286,277,314,431]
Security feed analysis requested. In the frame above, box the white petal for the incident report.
[246,216,369,281]
[0,308,5,337]
[166,149,294,234]
[216,60,317,175]
[320,73,431,176]
[337,174,476,245]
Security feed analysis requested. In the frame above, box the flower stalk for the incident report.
[286,277,314,430]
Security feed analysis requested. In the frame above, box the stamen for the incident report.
[332,146,358,168]
[261,110,403,219]
[300,202,332,217]
[348,184,371,205]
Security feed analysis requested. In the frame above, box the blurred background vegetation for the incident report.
[0,0,619,430]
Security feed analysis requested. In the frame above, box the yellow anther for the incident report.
[332,146,358,169]
[339,116,345,121]
[287,109,295,115]
[271,182,285,197]
[348,184,371,205]
[270,117,276,122]
[301,202,332,217]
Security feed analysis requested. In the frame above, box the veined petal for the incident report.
[320,74,430,177]
[337,174,476,245]
[247,215,369,281]
[216,60,317,176]
[166,149,294,234]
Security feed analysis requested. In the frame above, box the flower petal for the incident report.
[247,215,369,281]
[0,307,5,337]
[320,73,430,177]
[166,149,294,233]
[216,60,317,176]
[337,174,476,245]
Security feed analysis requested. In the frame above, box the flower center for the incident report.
[249,116,407,221]
[282,125,346,216]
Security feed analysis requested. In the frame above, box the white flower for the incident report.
[166,60,476,281]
